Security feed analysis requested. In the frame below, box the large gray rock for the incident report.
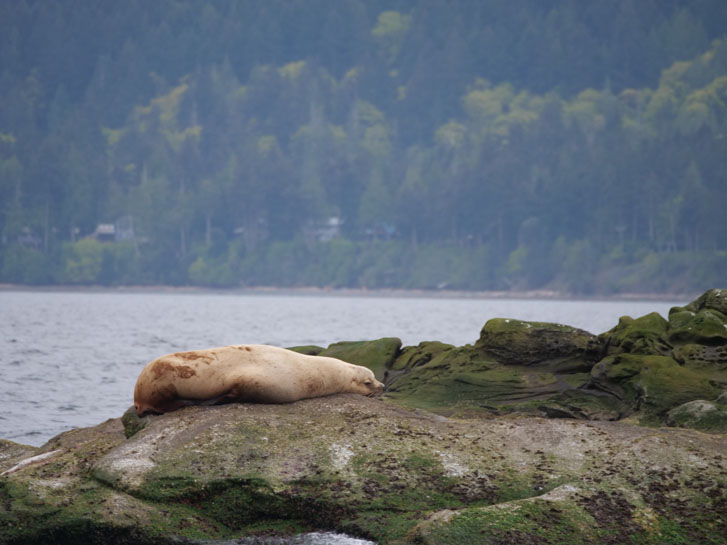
[3,396,727,544]
[666,399,727,432]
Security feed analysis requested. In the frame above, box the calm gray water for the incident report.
[0,289,684,446]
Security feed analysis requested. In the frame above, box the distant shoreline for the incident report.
[0,283,696,303]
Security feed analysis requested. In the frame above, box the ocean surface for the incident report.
[0,289,684,446]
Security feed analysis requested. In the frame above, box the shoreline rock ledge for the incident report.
[2,289,727,545]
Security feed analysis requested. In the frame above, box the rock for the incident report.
[287,345,325,356]
[580,291,727,424]
[538,390,625,421]
[0,439,38,469]
[385,322,603,418]
[475,318,602,370]
[672,343,727,369]
[599,313,671,356]
[384,341,454,388]
[680,288,727,315]
[385,345,530,414]
[667,289,727,345]
[589,354,720,421]
[666,399,727,432]
[121,406,147,439]
[668,308,727,345]
[317,338,402,380]
[411,483,693,544]
[387,341,454,374]
[3,397,727,544]
[717,391,727,405]
[0,417,133,545]
[378,343,504,415]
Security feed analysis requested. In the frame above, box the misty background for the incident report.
[1,0,726,294]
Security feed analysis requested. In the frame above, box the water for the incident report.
[0,289,684,446]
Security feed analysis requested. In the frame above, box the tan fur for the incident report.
[133,344,384,416]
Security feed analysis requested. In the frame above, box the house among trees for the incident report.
[92,224,116,243]
[17,228,42,250]
[89,217,136,243]
[316,217,344,243]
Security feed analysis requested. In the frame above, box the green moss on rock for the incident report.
[286,345,324,356]
[538,390,625,420]
[590,354,720,419]
[666,399,727,432]
[681,288,727,316]
[672,343,727,370]
[121,406,147,439]
[388,334,611,418]
[318,337,402,380]
[599,313,672,356]
[384,346,505,413]
[475,318,602,369]
[388,341,454,373]
[668,308,727,345]
[410,485,724,545]
[412,492,600,545]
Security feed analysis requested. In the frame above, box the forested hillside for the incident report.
[2,0,726,293]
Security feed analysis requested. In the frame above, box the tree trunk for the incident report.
[180,225,187,258]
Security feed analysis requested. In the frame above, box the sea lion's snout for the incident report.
[364,378,385,396]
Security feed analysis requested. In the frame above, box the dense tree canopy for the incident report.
[1,0,726,293]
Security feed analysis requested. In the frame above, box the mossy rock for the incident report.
[538,390,625,421]
[385,345,589,416]
[121,406,148,439]
[0,439,39,470]
[318,337,402,380]
[88,398,592,542]
[385,341,455,388]
[389,341,455,373]
[590,353,721,419]
[672,343,727,370]
[0,418,156,545]
[286,345,324,356]
[668,308,727,345]
[410,484,720,545]
[680,288,727,316]
[599,312,672,356]
[475,318,602,370]
[384,346,502,413]
[666,399,727,432]
[5,397,727,543]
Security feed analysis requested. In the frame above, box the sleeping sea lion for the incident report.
[134,344,384,416]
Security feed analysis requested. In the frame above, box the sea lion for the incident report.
[133,344,384,416]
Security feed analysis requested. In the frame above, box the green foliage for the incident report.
[0,245,53,284]
[0,4,726,291]
[59,240,141,285]
[371,10,412,64]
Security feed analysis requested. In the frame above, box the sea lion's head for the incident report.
[350,365,385,397]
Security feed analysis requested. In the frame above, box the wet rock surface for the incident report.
[2,289,727,544]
